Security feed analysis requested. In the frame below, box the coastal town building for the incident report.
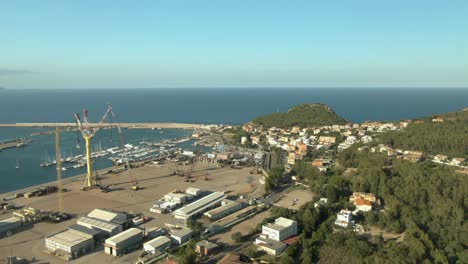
[354,199,373,212]
[335,209,353,228]
[314,198,328,208]
[319,136,336,145]
[261,217,297,241]
[350,192,377,204]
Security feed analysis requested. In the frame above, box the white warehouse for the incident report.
[261,217,297,242]
[45,229,94,260]
[77,216,122,237]
[144,236,171,254]
[173,192,226,221]
[104,228,143,256]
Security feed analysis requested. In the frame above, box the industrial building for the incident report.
[170,228,193,245]
[261,217,297,242]
[143,236,171,254]
[0,217,22,235]
[255,235,287,256]
[104,228,143,256]
[87,208,127,226]
[12,207,44,223]
[45,229,94,260]
[186,187,202,196]
[164,192,190,204]
[204,200,244,221]
[68,224,101,241]
[173,192,226,221]
[77,216,122,237]
[195,240,219,257]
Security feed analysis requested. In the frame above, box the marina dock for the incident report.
[0,138,31,150]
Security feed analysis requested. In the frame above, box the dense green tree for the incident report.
[252,103,347,128]
[378,110,468,158]
[280,254,296,264]
[265,166,284,193]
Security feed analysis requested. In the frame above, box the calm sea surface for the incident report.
[0,88,466,193]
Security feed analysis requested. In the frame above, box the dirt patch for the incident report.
[274,188,315,210]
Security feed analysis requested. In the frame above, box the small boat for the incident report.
[15,160,19,169]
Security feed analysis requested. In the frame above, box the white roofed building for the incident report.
[173,192,226,221]
[87,209,127,226]
[45,229,94,260]
[104,228,143,256]
[261,217,297,242]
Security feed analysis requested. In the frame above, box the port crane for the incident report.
[98,106,140,190]
[184,144,203,182]
[112,118,140,191]
[74,107,113,190]
[54,127,64,212]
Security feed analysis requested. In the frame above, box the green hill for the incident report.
[378,109,468,158]
[252,103,347,128]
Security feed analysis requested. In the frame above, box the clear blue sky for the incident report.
[0,0,467,89]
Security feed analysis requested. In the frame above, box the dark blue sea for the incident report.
[0,88,467,193]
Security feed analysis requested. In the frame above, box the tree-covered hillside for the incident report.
[378,110,468,158]
[252,103,347,128]
[272,147,468,263]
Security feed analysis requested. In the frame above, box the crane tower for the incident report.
[74,107,113,189]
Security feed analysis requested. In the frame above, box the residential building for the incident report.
[361,135,373,144]
[287,152,296,165]
[433,154,448,163]
[261,217,297,241]
[354,198,372,212]
[350,192,377,204]
[335,209,353,228]
[314,198,328,208]
[319,136,336,145]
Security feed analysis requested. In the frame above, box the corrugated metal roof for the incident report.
[144,236,171,249]
[171,228,192,238]
[105,228,142,245]
[87,209,127,224]
[77,216,120,231]
[204,201,242,217]
[68,224,101,236]
[46,229,92,247]
[0,217,21,228]
[174,192,225,216]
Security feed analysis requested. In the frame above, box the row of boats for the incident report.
[39,137,193,171]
